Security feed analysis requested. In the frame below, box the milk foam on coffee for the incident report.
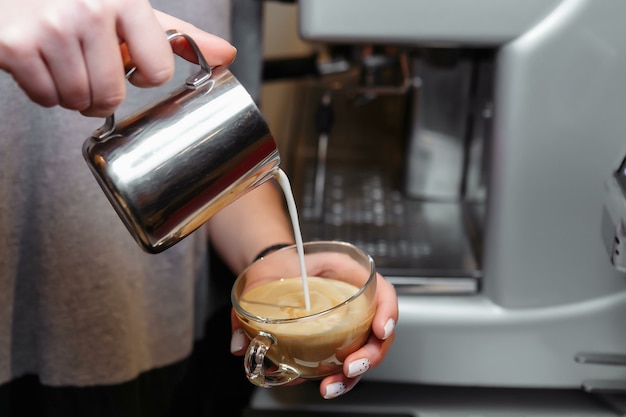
[239,277,367,334]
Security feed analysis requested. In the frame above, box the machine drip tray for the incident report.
[295,165,482,295]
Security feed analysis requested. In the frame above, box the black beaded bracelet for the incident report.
[253,243,292,262]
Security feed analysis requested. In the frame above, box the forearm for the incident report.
[207,178,295,275]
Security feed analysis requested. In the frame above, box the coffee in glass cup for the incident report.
[231,240,377,387]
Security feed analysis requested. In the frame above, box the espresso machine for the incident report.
[246,0,626,415]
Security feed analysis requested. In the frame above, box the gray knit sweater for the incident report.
[0,0,230,387]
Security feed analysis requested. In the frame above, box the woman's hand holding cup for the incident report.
[230,241,398,399]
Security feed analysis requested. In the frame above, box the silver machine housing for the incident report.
[291,0,626,391]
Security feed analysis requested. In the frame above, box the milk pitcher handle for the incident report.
[92,29,212,140]
[244,332,300,387]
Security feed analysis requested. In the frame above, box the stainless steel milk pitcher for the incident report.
[83,30,280,254]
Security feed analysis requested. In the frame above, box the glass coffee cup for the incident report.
[231,240,377,387]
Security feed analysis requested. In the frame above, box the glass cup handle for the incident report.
[244,331,300,387]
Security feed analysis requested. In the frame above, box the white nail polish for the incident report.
[230,329,246,353]
[383,318,396,340]
[324,382,347,399]
[347,358,370,378]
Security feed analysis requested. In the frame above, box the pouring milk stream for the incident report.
[276,169,311,311]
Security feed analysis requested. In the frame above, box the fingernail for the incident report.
[324,382,347,400]
[230,329,246,353]
[347,358,370,378]
[383,318,396,340]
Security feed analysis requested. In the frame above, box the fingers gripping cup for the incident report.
[231,241,377,387]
